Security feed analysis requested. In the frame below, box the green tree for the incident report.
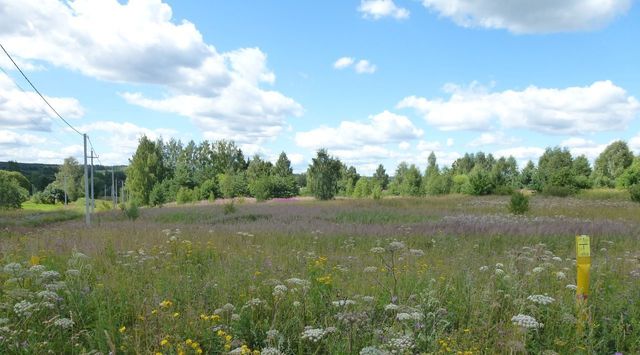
[617,157,640,189]
[537,147,575,191]
[126,136,166,205]
[400,164,422,196]
[520,160,536,189]
[307,149,342,200]
[467,166,494,195]
[572,155,593,189]
[338,164,359,196]
[0,171,28,209]
[373,164,389,190]
[592,141,634,188]
[51,157,84,201]
[353,178,372,198]
[273,152,294,177]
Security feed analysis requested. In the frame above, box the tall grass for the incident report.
[0,197,638,354]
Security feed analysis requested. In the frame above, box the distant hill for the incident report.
[0,161,126,192]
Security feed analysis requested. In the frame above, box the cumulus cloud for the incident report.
[494,146,545,162]
[0,144,84,164]
[0,72,84,131]
[359,0,410,20]
[0,130,46,146]
[630,133,640,153]
[468,132,519,147]
[334,57,355,69]
[560,137,609,160]
[398,81,640,134]
[295,110,423,150]
[421,0,631,33]
[0,0,301,143]
[355,60,377,74]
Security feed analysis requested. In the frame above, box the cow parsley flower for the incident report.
[273,285,288,298]
[384,304,399,311]
[527,294,555,305]
[14,300,35,317]
[301,326,334,342]
[54,318,74,329]
[555,271,566,280]
[386,335,414,352]
[261,348,283,355]
[387,241,405,252]
[396,312,423,321]
[332,300,356,307]
[511,314,543,329]
[532,267,545,273]
[566,284,577,291]
[360,346,389,355]
[370,247,385,254]
[479,266,489,272]
[364,266,378,273]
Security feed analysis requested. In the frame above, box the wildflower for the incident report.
[261,348,284,355]
[532,266,545,273]
[293,301,301,307]
[556,271,566,280]
[527,294,555,305]
[3,262,23,275]
[387,241,406,252]
[65,269,81,277]
[40,270,61,281]
[314,256,328,267]
[479,266,489,272]
[384,304,399,311]
[301,327,333,342]
[386,335,414,352]
[272,285,288,298]
[566,284,577,291]
[409,249,425,257]
[332,300,356,307]
[361,296,375,303]
[119,326,126,333]
[370,247,385,254]
[159,300,173,309]
[552,256,563,262]
[316,275,332,285]
[396,312,423,321]
[53,318,74,329]
[364,266,377,273]
[37,290,61,302]
[160,339,169,346]
[495,269,505,276]
[496,263,504,268]
[29,264,46,273]
[173,312,180,318]
[359,347,389,355]
[511,314,543,329]
[14,300,35,317]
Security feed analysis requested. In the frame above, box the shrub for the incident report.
[176,187,195,204]
[542,185,574,197]
[494,185,514,196]
[123,201,140,221]
[149,183,166,207]
[223,201,236,215]
[466,167,494,195]
[372,184,383,200]
[509,191,529,215]
[249,176,273,202]
[0,173,28,209]
[200,178,220,200]
[630,184,640,203]
[353,178,372,198]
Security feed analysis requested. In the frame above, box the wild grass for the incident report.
[0,196,639,354]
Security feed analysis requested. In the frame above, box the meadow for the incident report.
[0,195,639,354]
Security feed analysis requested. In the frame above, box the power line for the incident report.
[0,42,83,136]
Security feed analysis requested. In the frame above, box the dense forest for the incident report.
[2,137,640,209]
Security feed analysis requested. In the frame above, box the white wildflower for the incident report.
[396,312,423,321]
[266,329,280,340]
[495,263,504,268]
[566,284,577,291]
[386,335,414,352]
[301,327,330,342]
[14,300,35,317]
[361,296,375,303]
[384,304,399,311]
[273,285,288,298]
[293,301,301,307]
[479,266,489,272]
[495,269,505,276]
[40,270,61,281]
[53,318,74,329]
[370,247,385,254]
[409,249,425,257]
[555,271,566,280]
[332,300,356,307]
[527,294,555,305]
[261,348,283,355]
[363,266,378,273]
[387,241,405,252]
[360,346,390,355]
[44,281,67,292]
[552,256,562,262]
[285,278,310,288]
[532,266,545,273]
[65,269,81,277]
[37,290,61,302]
[511,314,543,329]
[3,262,23,275]
[29,265,46,273]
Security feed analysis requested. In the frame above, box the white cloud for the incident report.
[0,0,301,143]
[0,145,84,164]
[630,133,640,153]
[0,130,46,146]
[421,0,631,33]
[468,132,519,147]
[295,110,423,150]
[333,57,355,69]
[76,120,178,165]
[398,141,410,150]
[359,0,410,20]
[0,72,84,131]
[560,137,609,160]
[354,60,377,74]
[417,140,441,151]
[398,81,640,134]
[494,146,545,162]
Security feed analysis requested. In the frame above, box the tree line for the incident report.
[2,138,639,210]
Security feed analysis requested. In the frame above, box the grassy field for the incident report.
[0,195,639,354]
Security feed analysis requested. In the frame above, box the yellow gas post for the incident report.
[576,235,591,336]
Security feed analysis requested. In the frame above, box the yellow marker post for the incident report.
[576,235,591,337]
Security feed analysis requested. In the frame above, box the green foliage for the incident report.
[572,155,593,189]
[592,140,634,188]
[122,201,140,221]
[50,157,84,201]
[390,162,422,196]
[149,183,167,207]
[352,178,372,198]
[218,171,248,198]
[199,178,220,200]
[509,191,529,215]
[338,165,359,196]
[176,187,195,204]
[270,175,298,198]
[541,185,575,197]
[126,136,166,205]
[372,184,383,200]
[249,175,273,202]
[616,157,640,189]
[536,147,576,191]
[223,200,236,214]
[307,149,342,200]
[0,172,28,209]
[373,164,389,190]
[466,166,493,195]
[0,170,30,191]
[451,174,470,194]
[630,184,640,203]
[520,160,536,189]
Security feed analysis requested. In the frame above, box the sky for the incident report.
[1,0,640,174]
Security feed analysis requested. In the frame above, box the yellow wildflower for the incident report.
[185,339,192,345]
[216,329,226,337]
[160,339,169,346]
[173,312,180,318]
[159,300,173,309]
[118,326,126,333]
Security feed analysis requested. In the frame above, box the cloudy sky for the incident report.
[1,0,639,174]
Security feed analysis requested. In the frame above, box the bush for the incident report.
[466,167,494,195]
[176,187,195,204]
[249,176,273,202]
[509,191,529,215]
[494,185,514,196]
[223,201,236,215]
[200,178,220,200]
[149,183,167,207]
[372,184,383,200]
[630,184,640,203]
[353,178,372,198]
[541,185,575,197]
[123,201,140,221]
[0,173,28,209]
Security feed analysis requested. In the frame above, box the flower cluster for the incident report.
[511,314,543,329]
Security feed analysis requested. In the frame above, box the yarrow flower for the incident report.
[332,300,356,307]
[479,266,489,272]
[556,271,566,280]
[511,314,543,329]
[532,267,545,273]
[396,312,423,321]
[261,348,283,355]
[370,247,385,254]
[301,326,335,342]
[273,285,288,298]
[364,266,377,273]
[527,294,555,305]
[566,284,577,291]
[384,304,399,312]
[359,346,389,355]
[386,335,414,352]
[387,241,406,252]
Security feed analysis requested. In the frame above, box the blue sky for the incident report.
[1,0,639,174]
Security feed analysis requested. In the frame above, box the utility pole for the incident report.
[63,174,67,206]
[112,167,116,209]
[90,149,95,212]
[83,134,90,225]
[115,179,118,207]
